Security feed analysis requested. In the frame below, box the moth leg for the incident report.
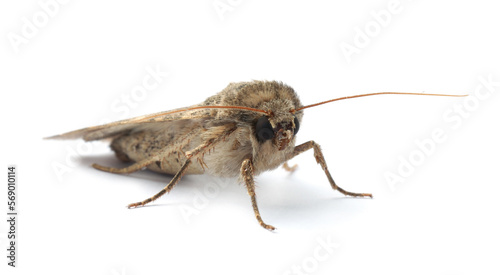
[289,141,372,198]
[128,125,238,208]
[128,159,192,208]
[92,157,159,174]
[282,161,298,173]
[241,158,276,231]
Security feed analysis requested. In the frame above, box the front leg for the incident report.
[241,158,276,231]
[289,141,372,198]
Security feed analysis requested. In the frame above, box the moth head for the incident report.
[253,99,303,150]
[255,114,300,150]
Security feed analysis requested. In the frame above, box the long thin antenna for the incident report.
[293,92,467,112]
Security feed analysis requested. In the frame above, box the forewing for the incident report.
[46,104,215,141]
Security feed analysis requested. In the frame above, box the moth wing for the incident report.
[46,104,214,141]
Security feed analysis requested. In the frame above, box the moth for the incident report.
[47,81,464,230]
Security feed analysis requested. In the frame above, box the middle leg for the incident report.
[241,158,276,231]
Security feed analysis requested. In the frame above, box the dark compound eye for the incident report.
[293,116,300,135]
[256,116,274,142]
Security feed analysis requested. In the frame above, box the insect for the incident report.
[47,81,464,230]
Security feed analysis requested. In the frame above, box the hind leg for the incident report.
[127,159,192,208]
[127,125,238,208]
[282,161,298,173]
[92,156,159,174]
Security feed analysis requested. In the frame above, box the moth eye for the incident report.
[256,116,274,142]
[293,116,300,135]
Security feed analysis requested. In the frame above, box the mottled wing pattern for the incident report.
[45,104,216,141]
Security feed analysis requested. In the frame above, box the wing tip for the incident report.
[43,134,78,140]
[43,135,59,140]
[43,130,88,141]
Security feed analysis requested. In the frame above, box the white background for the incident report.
[1,1,499,274]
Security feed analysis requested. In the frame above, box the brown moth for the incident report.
[47,81,465,230]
